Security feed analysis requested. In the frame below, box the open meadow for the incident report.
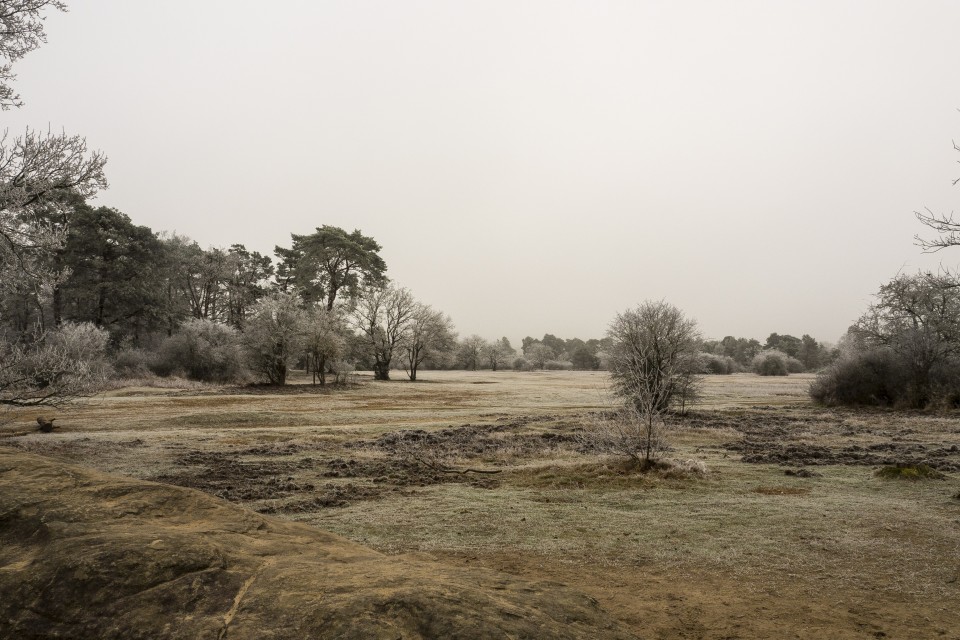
[3,371,960,639]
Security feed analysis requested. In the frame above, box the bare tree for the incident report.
[604,300,701,467]
[525,342,554,370]
[303,306,344,385]
[0,129,107,285]
[853,272,960,406]
[456,334,486,370]
[0,3,106,284]
[587,403,669,466]
[402,303,455,381]
[482,337,514,372]
[915,136,960,251]
[0,2,110,415]
[0,0,67,110]
[350,285,416,380]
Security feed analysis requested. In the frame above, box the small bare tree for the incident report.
[303,306,345,385]
[588,402,669,465]
[482,337,514,371]
[402,304,455,381]
[456,334,486,371]
[602,300,701,467]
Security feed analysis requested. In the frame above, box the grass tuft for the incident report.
[874,464,947,481]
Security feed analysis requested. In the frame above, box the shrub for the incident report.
[513,357,533,371]
[785,356,805,373]
[544,359,574,370]
[154,319,246,383]
[875,464,947,480]
[1,322,111,409]
[809,349,906,406]
[112,348,156,378]
[586,404,669,468]
[243,293,307,385]
[48,322,111,362]
[329,360,356,385]
[752,350,789,376]
[700,353,739,374]
[927,359,960,409]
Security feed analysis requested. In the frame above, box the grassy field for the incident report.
[2,370,959,639]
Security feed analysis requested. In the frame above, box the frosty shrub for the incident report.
[752,350,789,376]
[155,319,246,383]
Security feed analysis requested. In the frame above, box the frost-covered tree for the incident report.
[350,285,416,380]
[1,322,110,410]
[242,292,306,385]
[604,300,701,465]
[402,304,456,381]
[303,306,345,385]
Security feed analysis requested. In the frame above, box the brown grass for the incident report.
[1,369,958,638]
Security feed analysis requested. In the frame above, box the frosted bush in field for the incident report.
[155,319,246,383]
[1,322,110,410]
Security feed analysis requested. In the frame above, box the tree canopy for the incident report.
[276,226,387,310]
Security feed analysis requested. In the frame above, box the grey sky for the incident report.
[6,1,960,345]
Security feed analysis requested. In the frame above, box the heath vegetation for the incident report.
[2,2,960,639]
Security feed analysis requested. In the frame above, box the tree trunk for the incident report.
[273,361,287,385]
[645,413,654,464]
[52,284,62,327]
[374,361,390,380]
[96,285,107,327]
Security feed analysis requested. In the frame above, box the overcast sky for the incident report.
[6,1,960,345]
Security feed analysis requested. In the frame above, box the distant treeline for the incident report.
[1,191,836,407]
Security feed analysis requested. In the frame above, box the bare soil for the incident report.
[713,405,960,470]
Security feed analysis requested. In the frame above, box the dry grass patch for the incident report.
[753,486,811,496]
[4,370,960,638]
[506,458,708,490]
[875,463,948,480]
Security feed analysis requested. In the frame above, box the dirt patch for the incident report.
[729,440,960,471]
[322,456,500,489]
[257,483,401,513]
[362,420,595,459]
[213,382,362,396]
[153,449,317,501]
[712,406,960,471]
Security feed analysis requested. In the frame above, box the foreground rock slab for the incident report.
[0,449,635,639]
